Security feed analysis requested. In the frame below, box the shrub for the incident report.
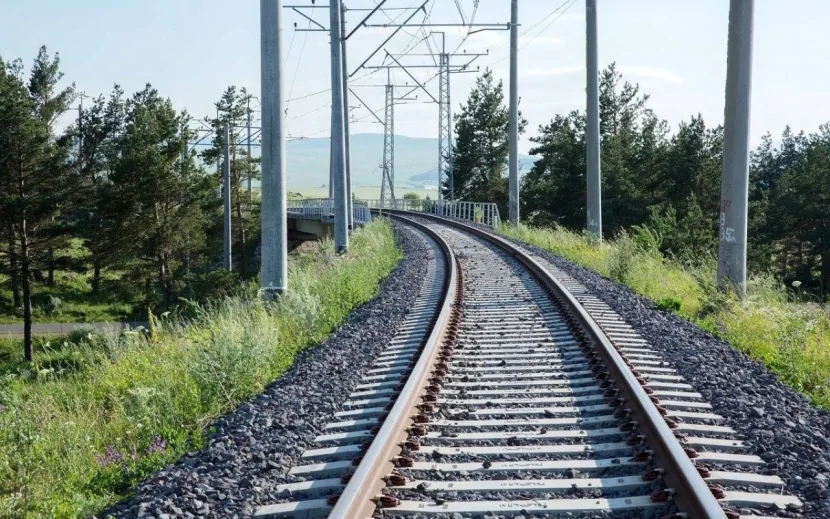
[655,296,682,312]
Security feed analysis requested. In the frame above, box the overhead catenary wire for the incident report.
[486,0,576,66]
[519,0,577,50]
[450,0,479,54]
[288,3,313,102]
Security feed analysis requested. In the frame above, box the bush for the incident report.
[655,296,682,312]
[608,231,637,283]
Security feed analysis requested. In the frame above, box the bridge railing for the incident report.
[362,199,501,228]
[287,198,373,225]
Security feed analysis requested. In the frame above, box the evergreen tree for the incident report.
[108,85,212,307]
[446,69,526,216]
[201,86,260,278]
[0,49,75,360]
[521,112,585,228]
[74,86,126,293]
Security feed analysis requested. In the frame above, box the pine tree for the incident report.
[0,49,75,361]
[109,85,212,307]
[201,86,260,278]
[74,86,126,293]
[446,69,526,216]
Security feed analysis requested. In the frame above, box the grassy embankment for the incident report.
[501,224,830,409]
[0,220,401,518]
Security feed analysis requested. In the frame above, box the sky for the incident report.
[2,0,829,156]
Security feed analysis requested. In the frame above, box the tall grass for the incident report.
[500,224,830,409]
[0,220,401,518]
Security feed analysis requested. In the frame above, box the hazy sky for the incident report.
[2,1,828,155]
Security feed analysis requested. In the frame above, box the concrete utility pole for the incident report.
[508,0,519,225]
[330,0,349,252]
[585,0,602,242]
[718,0,755,296]
[341,1,353,228]
[222,124,232,271]
[260,0,288,294]
[247,96,253,205]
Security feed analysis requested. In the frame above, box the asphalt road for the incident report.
[0,321,149,337]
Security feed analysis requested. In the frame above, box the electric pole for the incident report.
[247,96,253,206]
[222,123,232,271]
[260,0,288,295]
[434,32,453,201]
[508,0,519,225]
[585,0,602,242]
[718,0,754,296]
[341,2,354,228]
[373,44,486,202]
[330,0,349,252]
[380,69,396,208]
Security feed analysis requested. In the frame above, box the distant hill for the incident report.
[273,133,539,189]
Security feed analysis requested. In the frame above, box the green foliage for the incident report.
[402,192,421,201]
[519,62,830,299]
[655,297,682,312]
[0,219,400,518]
[0,47,77,359]
[447,69,526,214]
[608,231,637,284]
[501,224,830,410]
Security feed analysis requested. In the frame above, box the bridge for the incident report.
[287,198,502,240]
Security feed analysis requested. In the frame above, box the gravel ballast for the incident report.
[499,234,830,518]
[100,221,433,519]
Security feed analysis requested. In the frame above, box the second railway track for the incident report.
[256,213,803,519]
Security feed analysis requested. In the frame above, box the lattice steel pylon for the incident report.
[380,82,396,208]
[438,52,452,200]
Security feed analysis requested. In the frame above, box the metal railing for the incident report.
[362,199,501,228]
[286,198,372,225]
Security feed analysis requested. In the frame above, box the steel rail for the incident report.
[375,210,728,519]
[328,213,459,518]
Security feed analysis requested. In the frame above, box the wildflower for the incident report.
[792,280,802,288]
[147,435,167,454]
[94,445,123,467]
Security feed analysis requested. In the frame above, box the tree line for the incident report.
[445,65,830,299]
[0,47,261,359]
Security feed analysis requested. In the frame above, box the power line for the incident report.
[286,68,380,104]
[450,0,480,54]
[487,0,576,66]
[288,5,313,101]
[519,0,577,49]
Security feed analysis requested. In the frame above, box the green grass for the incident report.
[0,219,401,518]
[500,224,830,409]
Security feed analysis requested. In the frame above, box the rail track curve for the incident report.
[256,213,802,519]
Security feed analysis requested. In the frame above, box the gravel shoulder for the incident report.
[99,221,431,519]
[498,233,830,518]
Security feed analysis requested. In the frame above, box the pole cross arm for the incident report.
[348,88,385,126]
[350,0,428,77]
[291,7,327,31]
[345,0,388,40]
[385,52,439,104]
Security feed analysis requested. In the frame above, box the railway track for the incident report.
[256,214,802,519]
